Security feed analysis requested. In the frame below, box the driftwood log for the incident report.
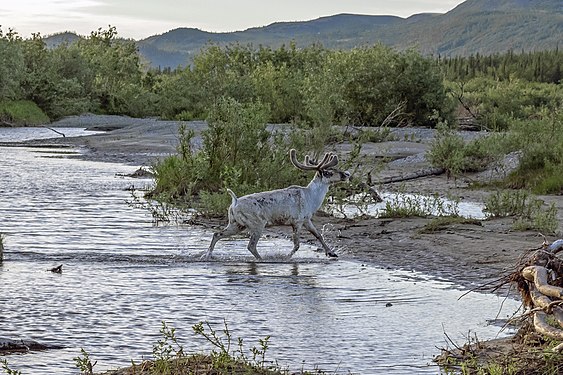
[513,239,563,352]
[375,167,445,185]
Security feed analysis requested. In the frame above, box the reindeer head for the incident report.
[289,149,351,184]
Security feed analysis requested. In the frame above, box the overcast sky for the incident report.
[1,0,466,40]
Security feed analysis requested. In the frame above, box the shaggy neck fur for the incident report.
[305,173,330,213]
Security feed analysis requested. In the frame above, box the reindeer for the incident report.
[201,149,351,260]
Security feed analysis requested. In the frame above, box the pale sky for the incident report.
[1,0,466,40]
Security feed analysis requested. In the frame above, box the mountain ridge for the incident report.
[44,0,563,68]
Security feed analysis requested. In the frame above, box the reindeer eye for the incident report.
[322,170,333,178]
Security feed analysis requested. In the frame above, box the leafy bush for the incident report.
[150,97,306,215]
[502,105,563,194]
[426,122,467,177]
[453,77,563,131]
[427,121,494,177]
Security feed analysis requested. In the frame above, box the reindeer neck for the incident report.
[305,173,330,212]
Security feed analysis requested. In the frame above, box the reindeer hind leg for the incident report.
[201,222,243,260]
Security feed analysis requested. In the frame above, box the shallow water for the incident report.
[0,129,519,374]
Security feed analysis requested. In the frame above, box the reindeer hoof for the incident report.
[326,252,338,258]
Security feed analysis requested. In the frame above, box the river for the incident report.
[0,128,519,374]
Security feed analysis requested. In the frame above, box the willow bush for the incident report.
[149,97,307,216]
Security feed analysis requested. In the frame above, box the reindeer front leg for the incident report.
[287,222,303,258]
[304,218,337,257]
[247,232,263,260]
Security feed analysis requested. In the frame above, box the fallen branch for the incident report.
[533,311,563,341]
[522,266,563,299]
[376,167,445,185]
[44,126,66,137]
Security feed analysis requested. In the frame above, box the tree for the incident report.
[77,26,145,115]
[0,28,24,100]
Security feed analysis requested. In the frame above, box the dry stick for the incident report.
[457,273,513,300]
[380,100,407,128]
[44,126,66,137]
[441,323,463,352]
[451,82,480,122]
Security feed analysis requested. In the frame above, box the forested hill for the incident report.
[47,0,562,68]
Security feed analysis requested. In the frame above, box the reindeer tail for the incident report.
[226,188,238,206]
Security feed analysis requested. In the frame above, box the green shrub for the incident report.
[0,100,50,125]
[458,78,563,131]
[501,106,563,194]
[150,97,307,215]
[484,190,558,234]
[427,123,466,177]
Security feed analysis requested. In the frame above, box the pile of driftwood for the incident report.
[435,239,563,373]
[511,238,563,352]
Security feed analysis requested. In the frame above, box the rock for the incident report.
[0,338,62,354]
[475,151,522,183]
[49,264,63,273]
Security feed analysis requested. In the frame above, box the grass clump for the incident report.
[380,189,460,218]
[417,217,482,234]
[86,320,324,375]
[484,190,558,234]
[0,100,50,126]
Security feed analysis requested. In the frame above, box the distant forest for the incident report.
[442,49,562,83]
[1,26,561,129]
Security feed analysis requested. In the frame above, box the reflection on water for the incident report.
[0,129,518,374]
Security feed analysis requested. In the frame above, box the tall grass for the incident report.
[73,320,324,375]
[484,190,558,234]
[0,100,50,125]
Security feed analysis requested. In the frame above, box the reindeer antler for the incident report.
[289,149,338,171]
[320,153,338,169]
